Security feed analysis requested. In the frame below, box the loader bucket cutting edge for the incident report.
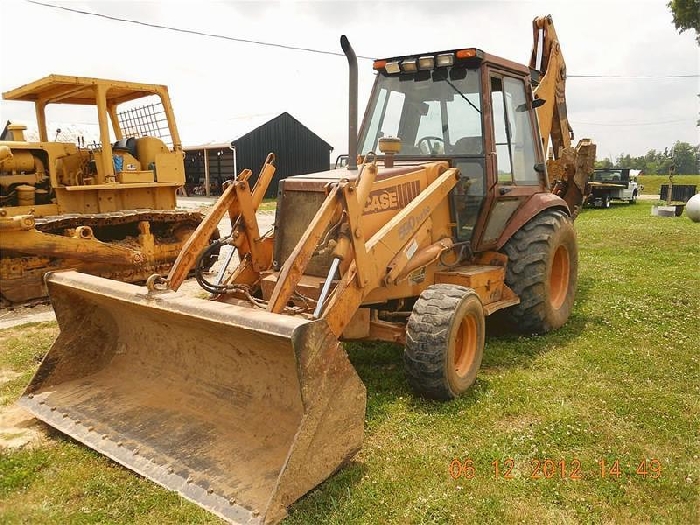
[19,271,366,524]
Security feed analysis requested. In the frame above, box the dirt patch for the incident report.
[0,369,21,384]
[0,403,48,451]
[0,370,49,450]
[0,368,46,449]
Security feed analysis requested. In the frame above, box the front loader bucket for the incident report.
[19,271,366,524]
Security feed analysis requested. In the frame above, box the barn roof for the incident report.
[184,112,332,152]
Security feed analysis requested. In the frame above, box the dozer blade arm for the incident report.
[0,215,144,265]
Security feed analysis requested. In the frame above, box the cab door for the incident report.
[474,70,544,250]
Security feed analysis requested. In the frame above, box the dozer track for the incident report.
[0,209,209,305]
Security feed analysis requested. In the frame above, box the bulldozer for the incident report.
[19,16,595,524]
[0,75,211,304]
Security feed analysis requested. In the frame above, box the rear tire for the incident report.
[501,209,578,334]
[404,284,485,400]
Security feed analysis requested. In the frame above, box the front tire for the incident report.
[404,285,485,400]
[501,209,578,334]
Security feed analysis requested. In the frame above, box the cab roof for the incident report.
[2,74,169,106]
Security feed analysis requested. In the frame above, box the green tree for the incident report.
[667,0,700,44]
[670,141,700,174]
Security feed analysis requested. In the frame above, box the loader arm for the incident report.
[164,154,276,291]
[319,164,460,337]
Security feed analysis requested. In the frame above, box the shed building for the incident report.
[183,112,332,197]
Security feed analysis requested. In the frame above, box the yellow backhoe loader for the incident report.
[19,16,595,524]
[0,75,212,304]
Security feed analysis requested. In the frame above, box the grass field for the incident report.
[638,174,700,196]
[1,201,698,524]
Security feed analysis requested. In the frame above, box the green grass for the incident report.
[638,174,700,196]
[0,202,698,524]
[258,197,277,212]
[0,324,56,407]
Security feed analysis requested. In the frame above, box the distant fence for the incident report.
[660,184,697,203]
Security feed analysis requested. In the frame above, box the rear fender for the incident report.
[495,193,569,250]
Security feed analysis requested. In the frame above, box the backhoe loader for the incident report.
[0,76,211,304]
[20,16,595,524]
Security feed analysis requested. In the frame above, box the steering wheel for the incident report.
[417,136,445,155]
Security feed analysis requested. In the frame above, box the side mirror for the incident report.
[516,98,546,112]
[532,98,546,109]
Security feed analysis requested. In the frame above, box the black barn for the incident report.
[184,112,332,198]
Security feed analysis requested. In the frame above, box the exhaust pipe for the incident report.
[340,35,358,171]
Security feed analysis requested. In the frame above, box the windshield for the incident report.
[359,68,483,156]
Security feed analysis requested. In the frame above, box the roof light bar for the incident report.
[401,58,417,72]
[456,48,477,59]
[418,56,434,70]
[436,53,455,67]
[377,49,471,74]
[385,61,401,74]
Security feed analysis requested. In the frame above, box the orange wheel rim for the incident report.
[454,313,477,378]
[549,245,570,310]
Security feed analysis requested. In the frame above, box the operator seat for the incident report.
[113,137,138,158]
[453,136,483,155]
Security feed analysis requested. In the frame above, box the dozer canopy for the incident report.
[20,271,366,524]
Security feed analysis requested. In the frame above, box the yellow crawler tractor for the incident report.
[20,16,594,524]
[0,75,210,304]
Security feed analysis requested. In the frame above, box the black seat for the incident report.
[453,136,483,155]
[113,137,138,158]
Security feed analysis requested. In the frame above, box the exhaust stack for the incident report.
[340,35,358,171]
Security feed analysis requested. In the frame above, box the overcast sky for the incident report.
[0,0,698,163]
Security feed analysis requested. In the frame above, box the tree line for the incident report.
[595,141,699,175]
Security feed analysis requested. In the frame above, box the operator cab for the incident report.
[359,48,546,250]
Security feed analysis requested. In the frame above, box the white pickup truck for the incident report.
[588,168,641,208]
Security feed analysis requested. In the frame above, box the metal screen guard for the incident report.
[20,271,365,524]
